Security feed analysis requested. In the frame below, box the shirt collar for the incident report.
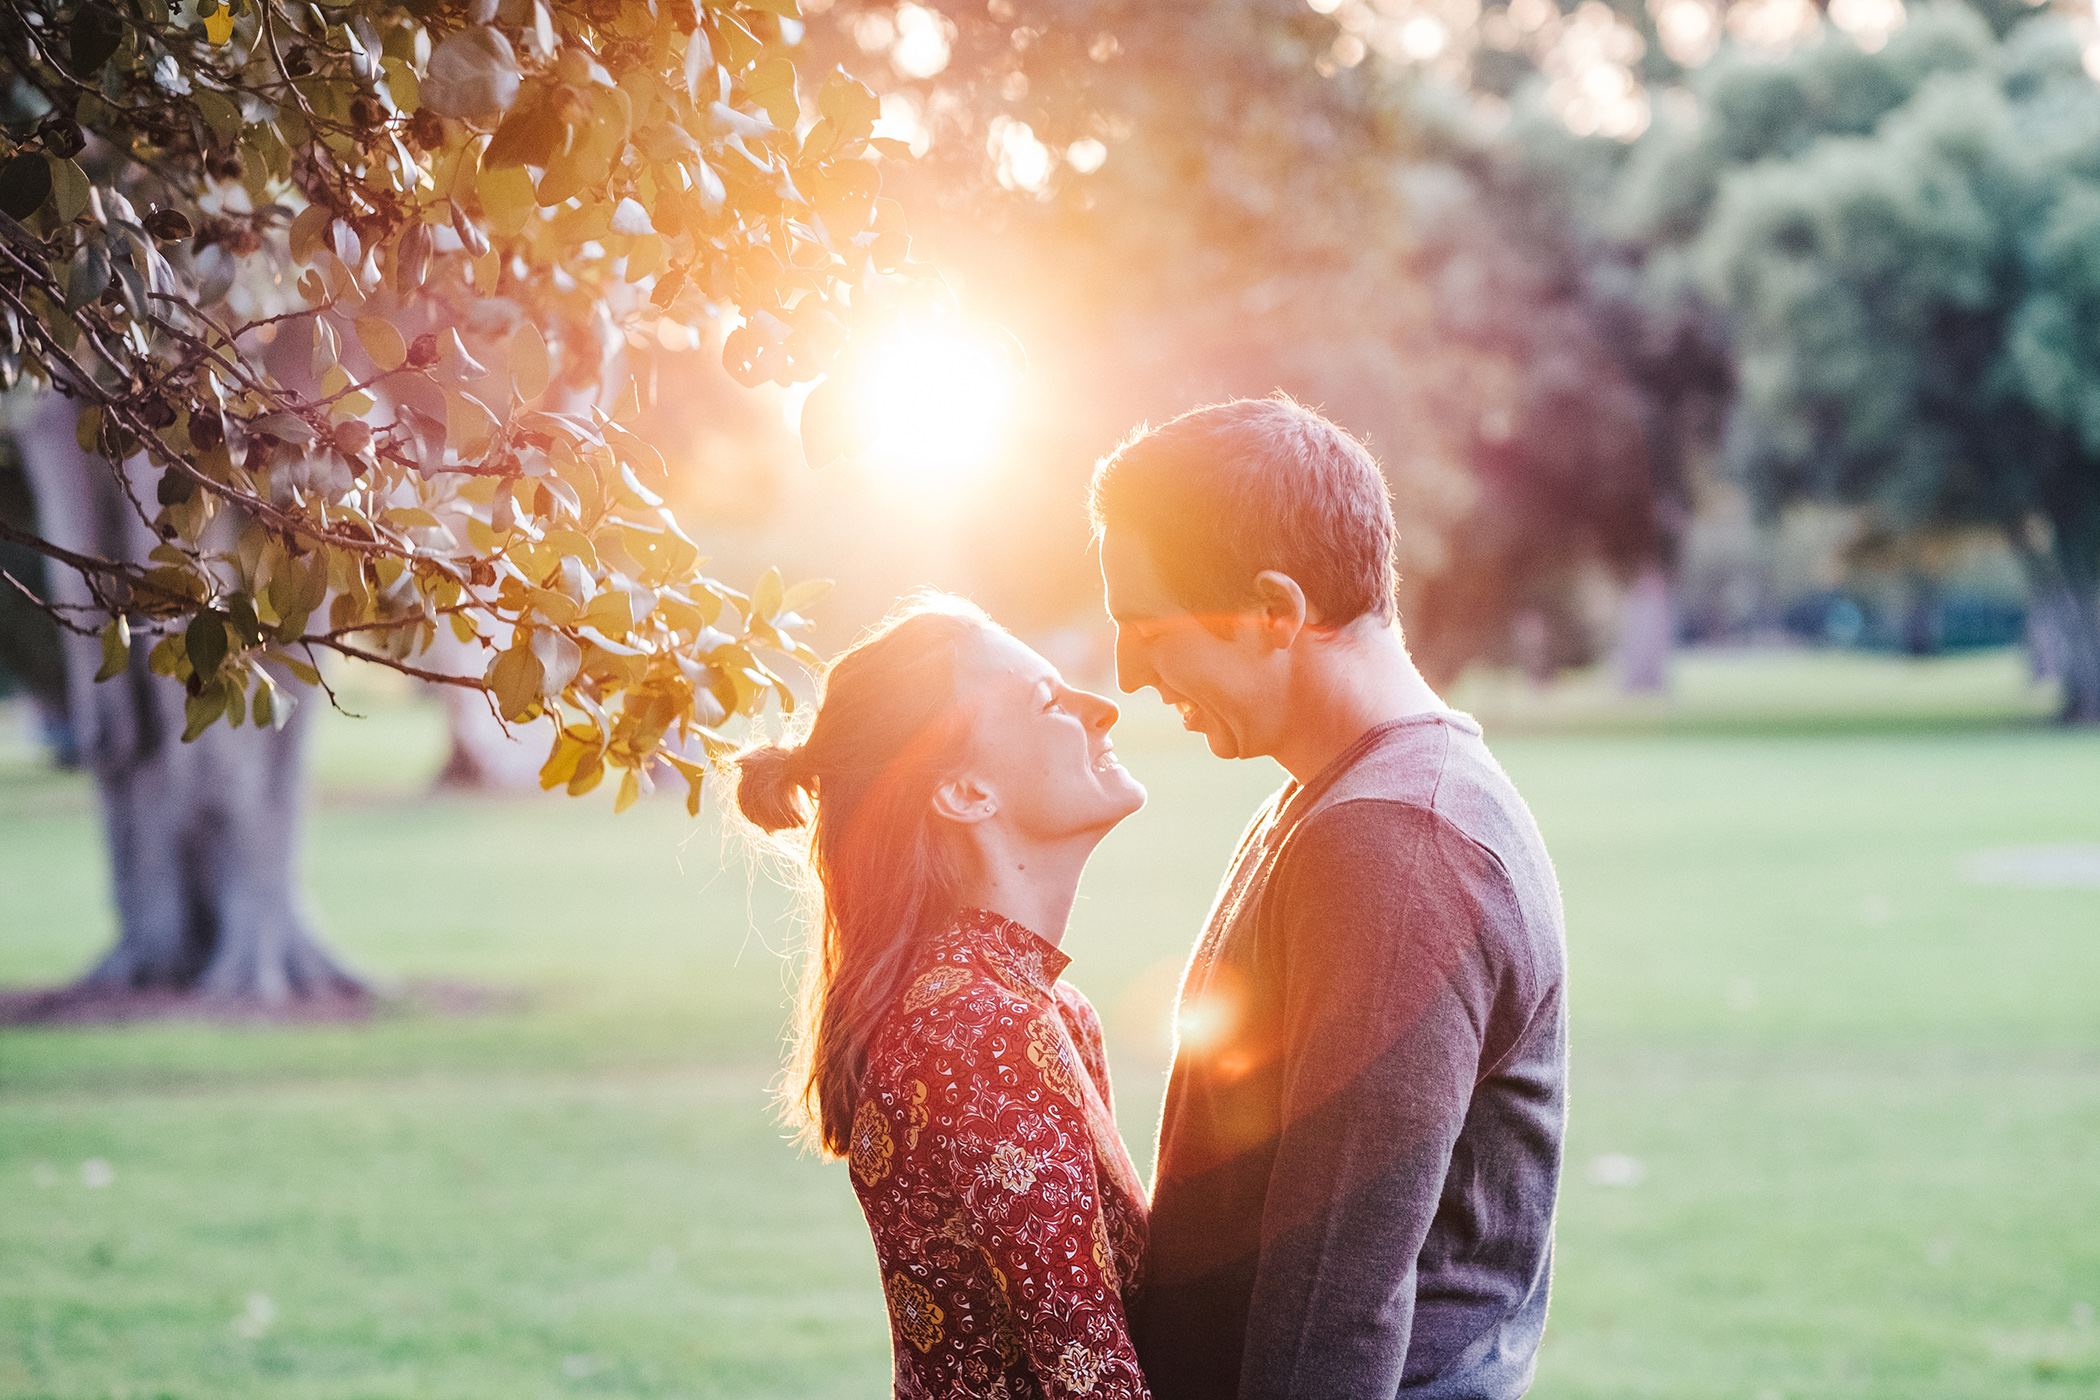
[934,907,1070,998]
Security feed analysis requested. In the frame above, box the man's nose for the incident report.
[1112,629,1149,696]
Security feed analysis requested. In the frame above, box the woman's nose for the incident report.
[1079,689,1120,731]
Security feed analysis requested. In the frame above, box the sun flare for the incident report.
[850,325,1018,490]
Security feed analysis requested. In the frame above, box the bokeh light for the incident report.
[851,325,1019,491]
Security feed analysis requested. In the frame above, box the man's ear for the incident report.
[1252,570,1309,650]
[930,774,997,825]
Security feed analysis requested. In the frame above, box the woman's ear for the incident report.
[930,774,997,825]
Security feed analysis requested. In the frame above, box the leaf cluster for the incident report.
[0,0,940,807]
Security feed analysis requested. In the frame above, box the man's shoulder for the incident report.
[1283,716,1562,941]
[1310,714,1531,846]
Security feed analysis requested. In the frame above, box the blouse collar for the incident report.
[934,907,1070,999]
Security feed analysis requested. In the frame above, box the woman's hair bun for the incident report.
[735,742,814,833]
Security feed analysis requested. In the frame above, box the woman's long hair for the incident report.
[735,594,993,1156]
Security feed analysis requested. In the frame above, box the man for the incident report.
[1090,397,1567,1399]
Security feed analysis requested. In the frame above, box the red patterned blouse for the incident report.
[847,907,1151,1399]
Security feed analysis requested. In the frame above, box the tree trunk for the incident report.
[14,390,363,1002]
[421,628,544,791]
[1614,563,1675,694]
[2019,543,2100,725]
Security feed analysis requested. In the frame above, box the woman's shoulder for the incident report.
[879,952,1042,1054]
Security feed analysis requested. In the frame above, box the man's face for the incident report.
[1100,528,1279,761]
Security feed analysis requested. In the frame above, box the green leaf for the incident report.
[0,155,53,221]
[182,683,228,742]
[69,5,126,77]
[95,615,131,682]
[65,241,112,312]
[186,611,229,681]
[194,89,241,148]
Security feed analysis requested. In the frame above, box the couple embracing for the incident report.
[736,398,1568,1400]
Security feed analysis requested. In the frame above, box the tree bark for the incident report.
[1614,563,1675,694]
[13,389,362,1001]
[2020,545,2100,725]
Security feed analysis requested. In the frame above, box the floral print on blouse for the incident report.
[849,907,1151,1399]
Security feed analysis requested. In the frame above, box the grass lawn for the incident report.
[3,648,2097,1399]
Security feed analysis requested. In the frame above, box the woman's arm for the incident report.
[1055,982,1117,1118]
[948,1006,1150,1399]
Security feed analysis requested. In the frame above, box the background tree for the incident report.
[1695,6,2100,719]
[2,0,930,1002]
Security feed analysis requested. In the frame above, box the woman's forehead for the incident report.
[962,629,1057,692]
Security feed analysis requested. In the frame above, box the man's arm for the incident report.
[1238,800,1516,1399]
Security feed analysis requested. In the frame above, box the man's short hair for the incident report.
[1088,395,1399,627]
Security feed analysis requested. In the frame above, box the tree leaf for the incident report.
[445,388,501,457]
[69,5,126,77]
[290,204,330,263]
[95,615,131,682]
[510,322,550,402]
[186,610,229,681]
[356,316,408,371]
[203,7,235,45]
[487,641,544,720]
[609,197,654,236]
[485,101,566,169]
[421,26,521,122]
[752,566,783,621]
[530,626,581,695]
[46,159,88,223]
[780,578,833,613]
[614,767,641,813]
[181,683,228,742]
[0,155,53,221]
[65,241,112,312]
[194,89,241,147]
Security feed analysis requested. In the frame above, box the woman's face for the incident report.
[954,629,1147,843]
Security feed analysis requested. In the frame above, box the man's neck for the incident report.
[1269,620,1447,785]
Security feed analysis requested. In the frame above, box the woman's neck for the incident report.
[950,834,1097,949]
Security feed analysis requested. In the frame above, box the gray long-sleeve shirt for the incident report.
[1132,713,1567,1399]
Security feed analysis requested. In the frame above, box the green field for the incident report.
[3,649,2097,1399]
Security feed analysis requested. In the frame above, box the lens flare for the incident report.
[851,325,1017,490]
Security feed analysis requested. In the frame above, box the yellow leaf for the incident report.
[204,7,235,43]
[289,204,330,263]
[584,589,634,639]
[319,364,352,396]
[446,388,500,459]
[614,768,641,813]
[625,233,664,282]
[95,616,130,682]
[510,322,550,402]
[356,317,407,371]
[478,164,535,236]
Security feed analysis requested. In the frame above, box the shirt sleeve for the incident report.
[1055,982,1117,1119]
[947,1006,1151,1400]
[1236,800,1520,1399]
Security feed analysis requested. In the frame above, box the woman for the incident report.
[737,595,1152,1399]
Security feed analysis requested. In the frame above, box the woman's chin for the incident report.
[1105,774,1148,821]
